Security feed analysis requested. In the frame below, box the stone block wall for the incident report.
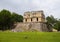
[12,22,51,32]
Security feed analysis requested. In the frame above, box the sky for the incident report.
[0,0,60,18]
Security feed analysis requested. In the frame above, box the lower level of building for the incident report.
[12,22,52,32]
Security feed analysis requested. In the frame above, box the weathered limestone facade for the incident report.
[23,11,45,23]
[13,11,52,32]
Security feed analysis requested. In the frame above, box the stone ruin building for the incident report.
[12,10,52,32]
[23,11,45,23]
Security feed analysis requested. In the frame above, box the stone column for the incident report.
[23,18,26,22]
[27,18,31,22]
[38,18,41,22]
[32,18,37,22]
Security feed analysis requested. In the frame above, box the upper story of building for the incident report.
[23,10,45,22]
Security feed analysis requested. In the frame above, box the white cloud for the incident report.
[31,0,60,18]
[0,0,60,18]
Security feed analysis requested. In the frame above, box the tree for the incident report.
[46,15,60,31]
[0,9,11,30]
[46,15,57,27]
[11,12,23,22]
[0,9,23,31]
[54,20,60,31]
[46,15,57,31]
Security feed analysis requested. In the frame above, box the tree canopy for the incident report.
[46,15,60,31]
[11,12,23,22]
[0,9,23,30]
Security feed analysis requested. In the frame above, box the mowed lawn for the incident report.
[0,32,60,42]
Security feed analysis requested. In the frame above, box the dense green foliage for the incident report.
[0,9,23,30]
[11,12,23,22]
[46,15,57,26]
[0,32,60,42]
[0,10,12,30]
[46,15,60,31]
[54,20,60,31]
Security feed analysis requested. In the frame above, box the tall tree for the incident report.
[0,9,23,31]
[54,20,60,31]
[11,12,23,22]
[46,15,60,31]
[46,15,57,27]
[0,9,11,30]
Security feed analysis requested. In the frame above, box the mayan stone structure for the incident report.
[12,10,52,32]
[23,11,45,23]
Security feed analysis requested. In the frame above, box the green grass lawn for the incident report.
[0,32,60,42]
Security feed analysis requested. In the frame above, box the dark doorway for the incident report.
[31,18,32,22]
[25,19,27,22]
[37,18,38,21]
